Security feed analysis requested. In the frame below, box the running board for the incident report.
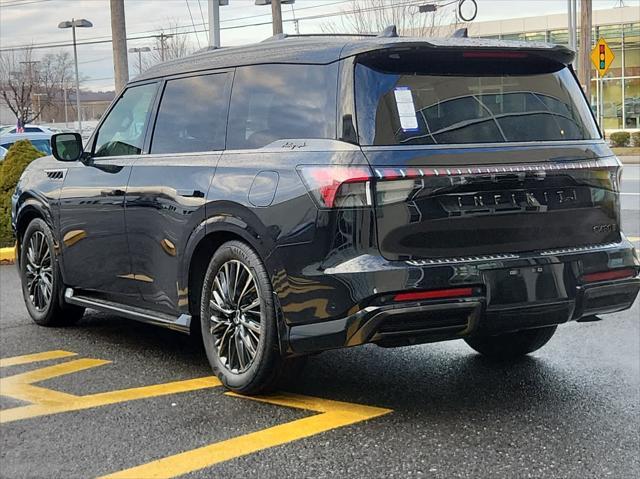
[64,288,191,333]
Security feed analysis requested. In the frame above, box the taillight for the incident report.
[297,166,373,208]
[582,268,636,283]
[393,287,475,302]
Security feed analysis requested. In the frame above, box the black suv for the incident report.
[12,32,640,393]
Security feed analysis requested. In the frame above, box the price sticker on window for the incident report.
[394,87,419,132]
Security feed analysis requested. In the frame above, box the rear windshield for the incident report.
[355,52,600,146]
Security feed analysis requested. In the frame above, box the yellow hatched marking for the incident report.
[100,392,392,479]
[0,350,77,368]
[0,351,222,424]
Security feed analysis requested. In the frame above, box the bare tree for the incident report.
[0,47,74,124]
[321,0,464,37]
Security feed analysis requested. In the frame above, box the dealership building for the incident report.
[468,5,640,133]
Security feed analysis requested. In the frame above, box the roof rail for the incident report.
[451,28,468,38]
[378,25,399,38]
[261,32,378,42]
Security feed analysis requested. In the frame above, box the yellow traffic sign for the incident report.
[591,37,615,77]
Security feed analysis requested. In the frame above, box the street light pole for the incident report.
[71,22,82,132]
[58,18,92,133]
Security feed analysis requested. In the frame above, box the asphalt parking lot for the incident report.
[1,181,639,478]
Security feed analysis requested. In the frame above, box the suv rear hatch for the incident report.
[354,46,620,260]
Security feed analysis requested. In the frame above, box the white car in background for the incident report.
[0,132,53,157]
[0,124,55,136]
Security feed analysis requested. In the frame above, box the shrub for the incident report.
[632,131,640,148]
[0,140,45,247]
[609,131,630,147]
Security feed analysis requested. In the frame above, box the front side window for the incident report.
[151,73,229,154]
[93,83,157,157]
[227,63,338,149]
[355,51,600,146]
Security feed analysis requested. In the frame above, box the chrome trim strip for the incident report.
[406,242,624,266]
[360,139,607,151]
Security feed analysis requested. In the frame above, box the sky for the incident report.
[0,0,627,91]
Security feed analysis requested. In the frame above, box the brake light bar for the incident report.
[372,158,619,180]
[582,268,636,283]
[463,51,528,59]
[393,287,475,302]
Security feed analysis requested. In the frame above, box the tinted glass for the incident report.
[151,73,229,154]
[94,83,157,157]
[30,139,52,155]
[24,127,43,133]
[355,61,600,145]
[227,64,338,149]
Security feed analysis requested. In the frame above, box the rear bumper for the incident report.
[282,240,640,354]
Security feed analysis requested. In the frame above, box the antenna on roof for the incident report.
[378,25,399,38]
[451,27,468,38]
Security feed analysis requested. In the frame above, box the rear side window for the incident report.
[355,52,600,146]
[227,63,338,149]
[151,73,229,154]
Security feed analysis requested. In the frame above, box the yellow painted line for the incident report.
[0,246,15,263]
[628,236,640,243]
[0,350,77,368]
[0,350,223,424]
[100,392,392,479]
[1,376,222,423]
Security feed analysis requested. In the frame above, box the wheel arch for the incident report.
[14,196,54,267]
[182,206,289,352]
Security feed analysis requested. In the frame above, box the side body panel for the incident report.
[126,153,218,314]
[57,156,136,299]
[205,141,377,328]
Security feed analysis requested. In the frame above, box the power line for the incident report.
[0,0,435,53]
[0,0,53,7]
[185,0,202,49]
[197,0,209,44]
[1,0,352,50]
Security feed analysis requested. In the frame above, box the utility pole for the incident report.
[110,0,129,93]
[271,0,283,36]
[129,47,151,75]
[153,33,172,62]
[579,0,592,99]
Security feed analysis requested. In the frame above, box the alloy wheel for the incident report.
[24,231,53,311]
[208,260,262,374]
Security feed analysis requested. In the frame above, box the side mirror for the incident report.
[51,132,84,162]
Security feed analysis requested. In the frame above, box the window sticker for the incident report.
[394,87,419,132]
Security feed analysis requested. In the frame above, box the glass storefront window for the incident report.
[525,31,547,42]
[601,79,623,129]
[624,78,640,128]
[502,32,525,41]
[624,23,640,78]
[549,29,568,45]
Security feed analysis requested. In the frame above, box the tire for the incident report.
[20,218,85,326]
[464,326,557,360]
[200,240,304,394]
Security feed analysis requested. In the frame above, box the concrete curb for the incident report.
[0,246,16,265]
